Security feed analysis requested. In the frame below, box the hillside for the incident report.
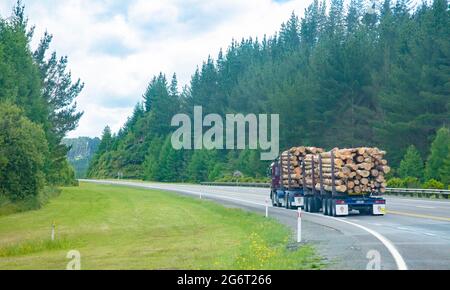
[63,137,100,178]
[87,0,449,184]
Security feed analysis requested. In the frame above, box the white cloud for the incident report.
[0,0,314,138]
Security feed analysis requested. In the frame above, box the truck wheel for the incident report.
[271,193,277,207]
[309,197,316,213]
[327,199,333,216]
[313,197,320,213]
[285,194,290,209]
[277,195,282,207]
[331,200,337,217]
[304,196,309,212]
[309,197,315,212]
[323,198,328,216]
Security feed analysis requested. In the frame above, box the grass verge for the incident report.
[0,182,323,270]
[0,187,61,217]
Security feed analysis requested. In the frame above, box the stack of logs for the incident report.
[280,147,324,188]
[281,147,390,195]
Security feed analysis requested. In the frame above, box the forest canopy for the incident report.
[88,0,449,185]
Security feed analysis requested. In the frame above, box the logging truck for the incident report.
[270,147,386,217]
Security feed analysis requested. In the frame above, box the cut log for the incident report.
[357,170,370,178]
[280,146,388,195]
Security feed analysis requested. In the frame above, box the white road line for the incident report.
[424,233,436,237]
[85,180,409,271]
[322,215,408,270]
[415,206,436,209]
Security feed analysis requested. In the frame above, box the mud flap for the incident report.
[335,204,349,216]
[373,204,386,215]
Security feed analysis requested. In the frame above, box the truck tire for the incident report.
[331,200,337,217]
[327,199,333,216]
[309,197,316,213]
[313,197,320,213]
[285,194,290,209]
[313,197,322,213]
[271,193,277,207]
[304,196,310,212]
[323,198,328,216]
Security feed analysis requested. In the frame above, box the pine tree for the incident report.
[280,12,300,51]
[439,146,450,186]
[158,136,182,182]
[346,0,364,33]
[186,150,208,183]
[398,145,424,179]
[143,73,180,136]
[425,127,450,181]
[143,137,164,181]
[98,126,113,153]
[33,32,84,140]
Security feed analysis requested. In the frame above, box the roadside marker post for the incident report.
[297,208,302,243]
[51,221,55,241]
[265,198,269,218]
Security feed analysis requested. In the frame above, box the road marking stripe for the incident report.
[310,214,408,270]
[387,210,450,222]
[424,233,436,237]
[415,206,436,209]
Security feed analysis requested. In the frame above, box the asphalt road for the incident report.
[82,180,450,270]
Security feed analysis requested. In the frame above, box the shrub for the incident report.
[402,177,421,188]
[0,103,48,201]
[387,178,405,188]
[423,179,445,190]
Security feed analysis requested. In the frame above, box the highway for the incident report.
[83,180,450,270]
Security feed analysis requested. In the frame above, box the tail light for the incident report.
[375,200,386,204]
[336,200,346,205]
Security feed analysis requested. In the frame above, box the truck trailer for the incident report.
[270,149,386,217]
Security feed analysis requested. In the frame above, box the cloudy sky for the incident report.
[0,0,315,138]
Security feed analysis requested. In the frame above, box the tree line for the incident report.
[88,0,449,187]
[0,2,82,205]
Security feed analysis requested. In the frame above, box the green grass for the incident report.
[0,182,323,270]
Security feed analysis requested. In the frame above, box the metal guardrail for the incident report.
[200,182,450,199]
[201,182,270,188]
[385,188,450,198]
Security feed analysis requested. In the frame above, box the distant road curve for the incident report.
[81,180,450,270]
